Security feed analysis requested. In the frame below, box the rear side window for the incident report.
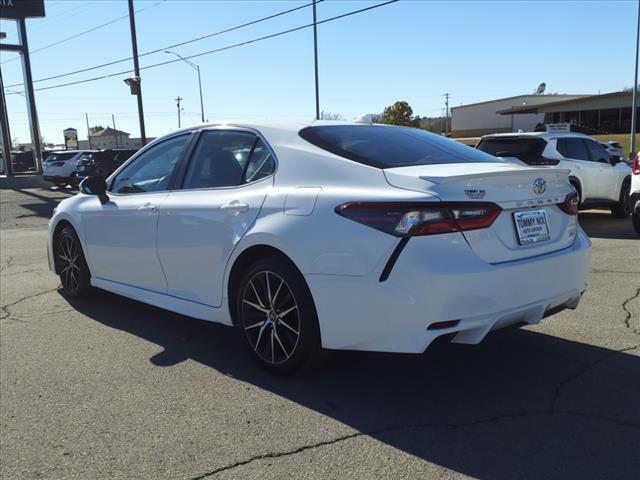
[557,138,590,161]
[584,140,610,162]
[45,152,78,162]
[183,130,258,189]
[299,125,502,169]
[476,137,546,163]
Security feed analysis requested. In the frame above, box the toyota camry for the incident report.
[48,120,591,373]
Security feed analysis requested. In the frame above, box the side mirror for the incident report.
[610,155,621,165]
[80,176,109,204]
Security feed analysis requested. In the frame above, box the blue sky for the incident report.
[1,0,637,145]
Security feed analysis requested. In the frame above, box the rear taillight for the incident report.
[632,154,640,175]
[335,202,502,237]
[558,191,579,216]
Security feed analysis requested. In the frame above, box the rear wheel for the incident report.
[55,226,91,298]
[633,212,640,236]
[611,182,631,218]
[236,257,321,375]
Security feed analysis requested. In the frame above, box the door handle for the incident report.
[220,201,249,213]
[138,203,157,213]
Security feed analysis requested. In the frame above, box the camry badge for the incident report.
[533,177,546,195]
[464,189,486,199]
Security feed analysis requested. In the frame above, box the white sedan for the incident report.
[48,121,591,374]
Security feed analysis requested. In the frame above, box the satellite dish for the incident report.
[535,82,546,95]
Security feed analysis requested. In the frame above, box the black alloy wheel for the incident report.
[55,226,91,297]
[237,257,321,374]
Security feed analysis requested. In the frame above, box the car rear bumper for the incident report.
[306,229,591,353]
[43,174,71,182]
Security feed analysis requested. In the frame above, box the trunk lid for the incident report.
[384,162,578,263]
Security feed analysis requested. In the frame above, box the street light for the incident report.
[165,50,205,123]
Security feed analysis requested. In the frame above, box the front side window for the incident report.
[299,125,503,169]
[183,130,266,189]
[557,138,590,161]
[111,134,189,194]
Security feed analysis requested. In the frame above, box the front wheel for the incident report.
[611,182,631,218]
[55,226,92,298]
[236,257,321,375]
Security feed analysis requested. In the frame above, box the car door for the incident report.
[80,133,192,292]
[583,138,619,200]
[558,138,600,200]
[156,128,275,307]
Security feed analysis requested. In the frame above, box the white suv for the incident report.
[630,154,640,235]
[477,132,632,218]
[43,150,94,187]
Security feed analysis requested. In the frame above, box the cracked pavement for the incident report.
[1,185,639,479]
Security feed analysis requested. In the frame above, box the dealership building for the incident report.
[451,90,635,137]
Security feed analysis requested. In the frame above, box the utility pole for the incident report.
[85,113,93,149]
[444,93,450,136]
[128,0,146,147]
[112,113,119,148]
[0,69,13,176]
[312,0,320,120]
[631,0,640,157]
[175,96,183,129]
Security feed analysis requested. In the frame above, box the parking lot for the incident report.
[1,180,638,479]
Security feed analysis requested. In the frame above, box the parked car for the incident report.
[43,150,95,187]
[10,150,37,172]
[477,132,632,217]
[630,154,640,235]
[75,148,137,184]
[48,121,591,374]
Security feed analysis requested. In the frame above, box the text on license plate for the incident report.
[513,209,550,245]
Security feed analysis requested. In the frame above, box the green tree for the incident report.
[90,125,104,133]
[381,101,419,127]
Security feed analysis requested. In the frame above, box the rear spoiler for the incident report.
[418,168,571,185]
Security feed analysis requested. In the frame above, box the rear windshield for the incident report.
[299,125,503,169]
[476,137,546,163]
[45,152,78,162]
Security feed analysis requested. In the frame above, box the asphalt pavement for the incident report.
[1,180,639,479]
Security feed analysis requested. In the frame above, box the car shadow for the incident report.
[579,210,637,240]
[8,187,74,219]
[61,289,640,479]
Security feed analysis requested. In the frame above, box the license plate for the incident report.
[77,166,89,171]
[513,209,550,245]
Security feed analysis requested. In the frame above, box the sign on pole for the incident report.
[0,1,45,20]
[63,128,78,150]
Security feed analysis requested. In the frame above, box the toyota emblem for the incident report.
[533,177,546,195]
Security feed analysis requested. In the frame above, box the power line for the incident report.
[8,0,399,95]
[6,0,322,87]
[0,1,166,65]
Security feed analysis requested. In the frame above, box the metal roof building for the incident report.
[450,94,587,138]
[497,90,636,135]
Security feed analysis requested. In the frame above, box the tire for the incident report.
[633,213,640,236]
[611,181,631,218]
[570,181,581,207]
[54,226,92,298]
[235,256,321,375]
